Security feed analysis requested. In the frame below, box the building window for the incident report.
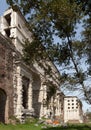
[5,29,10,37]
[72,103,74,105]
[72,107,74,109]
[76,103,78,105]
[5,13,11,26]
[22,76,30,109]
[72,100,74,102]
[68,107,70,109]
[4,13,11,37]
[76,99,78,102]
[68,103,70,105]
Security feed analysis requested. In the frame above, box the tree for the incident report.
[79,0,91,72]
[6,0,91,104]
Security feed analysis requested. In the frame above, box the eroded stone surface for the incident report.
[0,5,83,124]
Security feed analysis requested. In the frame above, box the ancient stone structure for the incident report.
[0,34,15,123]
[0,5,83,124]
[0,5,64,123]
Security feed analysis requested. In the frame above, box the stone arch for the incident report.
[0,88,7,123]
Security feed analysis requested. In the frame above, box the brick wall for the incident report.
[0,34,15,123]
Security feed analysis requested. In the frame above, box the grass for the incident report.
[0,123,91,130]
[0,123,42,130]
[46,124,91,130]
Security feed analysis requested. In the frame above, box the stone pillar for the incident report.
[28,79,33,110]
[0,17,6,36]
[15,66,23,120]
[55,98,58,116]
[42,84,47,117]
[39,83,47,118]
[55,96,60,116]
[58,97,60,115]
[5,97,9,124]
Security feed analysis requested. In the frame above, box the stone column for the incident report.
[39,82,47,118]
[28,79,33,110]
[5,97,9,124]
[58,96,60,115]
[42,84,47,117]
[1,17,6,36]
[15,66,23,120]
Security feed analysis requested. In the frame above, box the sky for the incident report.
[0,0,9,15]
[0,0,91,112]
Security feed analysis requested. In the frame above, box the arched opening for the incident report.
[0,88,7,123]
[22,76,30,109]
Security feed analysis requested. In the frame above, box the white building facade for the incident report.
[64,96,83,123]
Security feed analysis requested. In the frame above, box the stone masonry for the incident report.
[0,34,15,123]
[0,5,83,124]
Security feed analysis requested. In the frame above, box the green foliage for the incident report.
[48,85,56,97]
[6,0,91,104]
[7,0,82,65]
[9,115,20,124]
[0,123,91,130]
[46,84,57,106]
[24,117,38,124]
[22,39,43,64]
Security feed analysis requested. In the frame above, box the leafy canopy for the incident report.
[6,0,91,104]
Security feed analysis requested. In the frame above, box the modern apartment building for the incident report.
[64,96,83,123]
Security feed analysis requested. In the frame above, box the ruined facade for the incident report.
[0,5,84,124]
[0,34,14,123]
[0,6,64,123]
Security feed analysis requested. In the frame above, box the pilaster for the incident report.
[15,66,23,120]
[28,79,33,110]
[39,77,48,118]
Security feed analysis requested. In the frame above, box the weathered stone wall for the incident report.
[0,34,14,123]
[0,6,64,122]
